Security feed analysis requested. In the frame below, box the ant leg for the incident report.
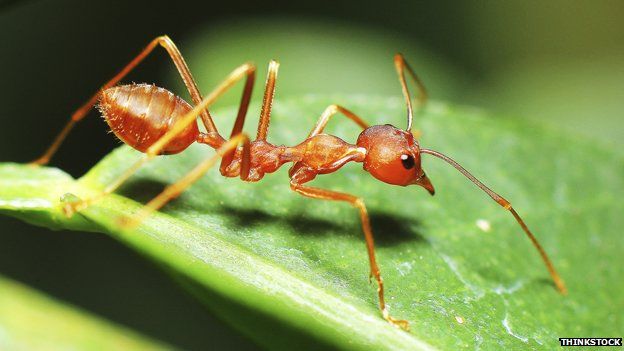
[207,59,275,178]
[287,106,368,174]
[421,148,568,294]
[215,64,255,175]
[394,53,428,132]
[217,60,283,177]
[122,133,250,228]
[255,60,279,141]
[62,63,254,217]
[289,180,409,330]
[307,105,369,138]
[308,104,424,140]
[32,35,231,165]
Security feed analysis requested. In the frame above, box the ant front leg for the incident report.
[32,35,230,165]
[62,63,255,217]
[394,53,428,132]
[289,174,409,330]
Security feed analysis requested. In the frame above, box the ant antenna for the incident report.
[394,53,428,132]
[421,148,568,295]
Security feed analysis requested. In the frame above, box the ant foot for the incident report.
[27,157,48,167]
[60,193,85,218]
[116,216,129,227]
[383,308,410,331]
[116,215,140,230]
[61,201,82,218]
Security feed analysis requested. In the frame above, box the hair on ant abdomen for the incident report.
[99,84,199,154]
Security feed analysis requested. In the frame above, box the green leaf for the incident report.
[0,96,622,350]
[0,275,173,350]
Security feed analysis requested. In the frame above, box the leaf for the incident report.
[468,57,624,146]
[0,275,173,350]
[0,96,622,350]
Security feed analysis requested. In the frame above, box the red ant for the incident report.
[31,36,567,330]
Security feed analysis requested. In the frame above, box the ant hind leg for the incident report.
[121,133,250,228]
[61,63,255,217]
[32,35,224,165]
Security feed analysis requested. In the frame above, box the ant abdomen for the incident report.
[98,83,199,154]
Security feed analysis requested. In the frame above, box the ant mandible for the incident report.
[30,35,567,331]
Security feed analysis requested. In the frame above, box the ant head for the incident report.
[356,124,434,194]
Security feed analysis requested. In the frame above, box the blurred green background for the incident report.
[0,0,622,349]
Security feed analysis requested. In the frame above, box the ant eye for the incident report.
[400,154,415,169]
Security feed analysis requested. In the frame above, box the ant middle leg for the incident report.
[211,59,279,179]
[289,179,409,330]
[255,60,280,141]
[211,59,287,179]
[62,63,255,217]
[214,61,255,177]
[214,59,279,178]
[283,105,369,173]
[32,35,240,165]
[252,61,370,141]
[307,105,369,138]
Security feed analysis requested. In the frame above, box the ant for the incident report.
[30,35,567,330]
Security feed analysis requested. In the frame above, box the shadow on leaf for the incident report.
[213,205,427,247]
[115,177,428,247]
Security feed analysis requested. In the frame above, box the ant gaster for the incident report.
[30,36,567,330]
